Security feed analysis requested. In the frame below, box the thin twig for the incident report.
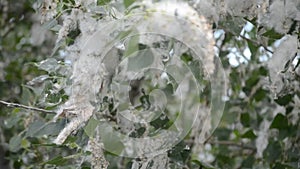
[2,24,14,39]
[209,140,256,151]
[219,25,274,54]
[238,34,274,54]
[0,100,56,114]
[293,52,300,71]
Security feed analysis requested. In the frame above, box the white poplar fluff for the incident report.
[54,0,216,141]
[268,35,298,95]
[52,0,221,168]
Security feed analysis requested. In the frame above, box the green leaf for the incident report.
[81,162,92,169]
[214,128,231,140]
[84,118,100,137]
[168,142,190,165]
[247,39,258,58]
[215,154,235,168]
[242,129,257,139]
[124,35,139,57]
[35,58,59,73]
[98,124,125,155]
[245,72,259,92]
[253,88,267,102]
[150,114,170,130]
[240,113,250,127]
[21,139,31,149]
[258,66,268,76]
[233,129,241,138]
[188,60,205,84]
[4,109,21,128]
[9,135,22,152]
[180,53,193,64]
[129,126,146,138]
[219,50,230,68]
[230,68,242,93]
[191,159,217,169]
[243,67,268,95]
[20,85,36,105]
[270,113,289,130]
[117,30,133,41]
[37,121,65,136]
[275,94,293,106]
[263,141,281,163]
[262,29,283,39]
[124,0,135,8]
[221,109,237,124]
[42,19,58,30]
[127,49,154,71]
[26,120,65,137]
[44,156,68,165]
[221,16,245,35]
[97,0,112,5]
[273,162,294,169]
[66,26,81,46]
[26,121,44,137]
[50,24,62,32]
[241,156,255,168]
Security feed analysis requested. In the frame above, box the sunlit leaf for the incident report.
[21,139,31,149]
[84,118,100,137]
[124,34,139,57]
[97,0,112,5]
[124,0,135,8]
[262,29,283,40]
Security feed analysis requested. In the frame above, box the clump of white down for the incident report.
[51,0,218,167]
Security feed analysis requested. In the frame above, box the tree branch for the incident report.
[0,100,56,114]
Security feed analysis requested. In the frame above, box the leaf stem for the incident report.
[0,100,56,114]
